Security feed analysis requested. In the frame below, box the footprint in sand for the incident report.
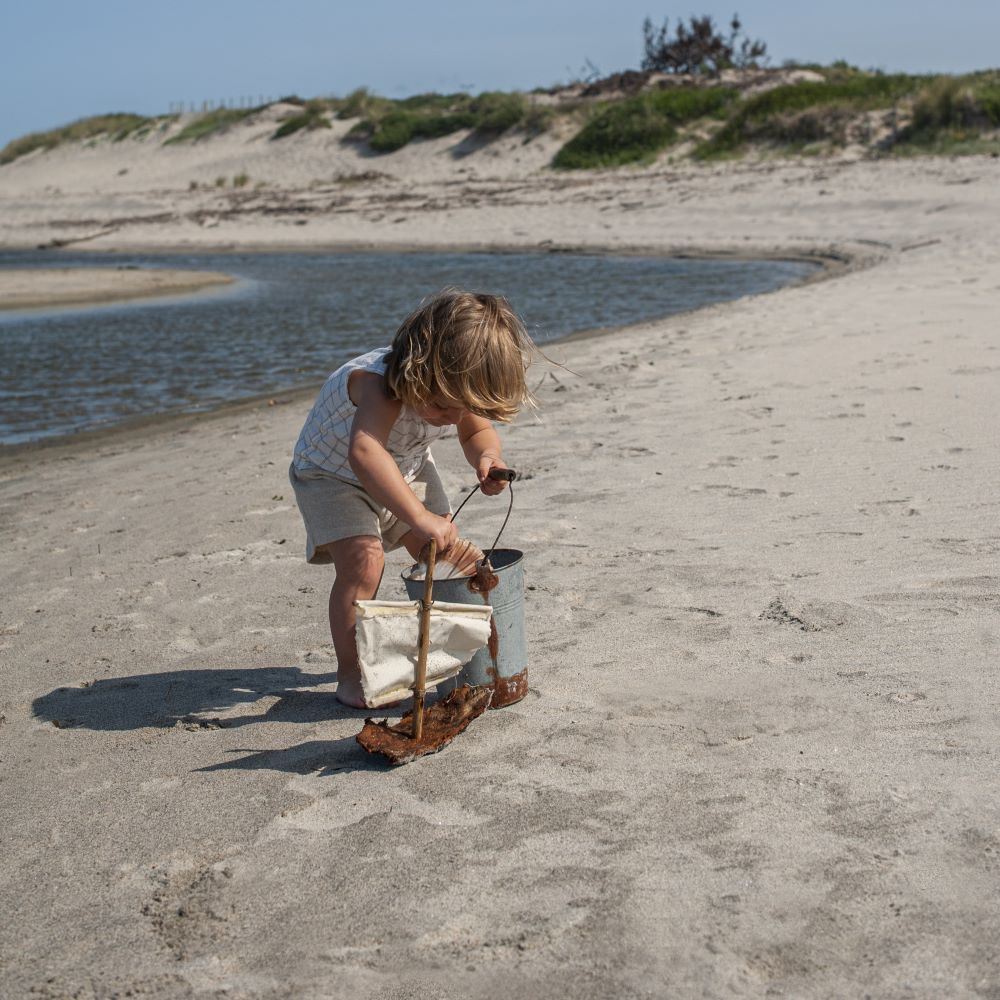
[759,598,821,632]
[301,646,334,663]
[697,484,768,499]
[856,499,919,517]
[760,596,875,632]
[928,538,1000,557]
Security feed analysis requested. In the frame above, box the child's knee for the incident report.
[330,536,384,592]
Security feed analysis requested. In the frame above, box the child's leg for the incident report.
[324,534,385,708]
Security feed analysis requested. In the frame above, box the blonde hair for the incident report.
[384,289,534,423]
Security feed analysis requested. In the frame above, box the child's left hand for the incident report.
[477,457,510,496]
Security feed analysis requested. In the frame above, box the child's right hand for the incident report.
[412,511,458,554]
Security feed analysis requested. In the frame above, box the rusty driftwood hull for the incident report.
[356,685,494,765]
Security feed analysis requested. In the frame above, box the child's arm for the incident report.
[458,413,511,497]
[348,373,458,551]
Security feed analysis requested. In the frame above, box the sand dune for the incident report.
[1,126,998,999]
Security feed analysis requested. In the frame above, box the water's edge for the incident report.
[0,242,866,469]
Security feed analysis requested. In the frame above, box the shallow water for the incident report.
[0,249,816,445]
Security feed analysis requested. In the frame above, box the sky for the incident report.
[2,0,998,149]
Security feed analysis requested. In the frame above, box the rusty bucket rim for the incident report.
[401,547,524,583]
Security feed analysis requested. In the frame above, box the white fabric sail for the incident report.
[354,599,493,708]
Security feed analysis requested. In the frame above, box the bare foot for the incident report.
[335,690,368,709]
[334,678,368,709]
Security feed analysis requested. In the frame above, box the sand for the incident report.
[0,267,234,310]
[1,120,999,999]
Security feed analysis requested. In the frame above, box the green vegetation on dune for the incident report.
[343,91,531,153]
[3,61,1000,170]
[894,72,1000,150]
[335,87,386,121]
[553,86,736,169]
[694,72,926,158]
[164,106,267,144]
[547,65,1000,168]
[272,100,333,140]
[469,91,531,134]
[0,113,162,165]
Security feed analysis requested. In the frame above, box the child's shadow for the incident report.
[32,665,348,732]
[33,666,404,774]
[196,738,389,776]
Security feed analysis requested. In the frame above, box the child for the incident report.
[289,289,533,708]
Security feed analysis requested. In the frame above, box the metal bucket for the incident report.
[402,548,528,708]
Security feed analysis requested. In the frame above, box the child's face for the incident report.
[415,396,467,427]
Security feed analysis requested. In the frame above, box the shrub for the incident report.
[642,13,767,75]
[358,91,529,153]
[469,91,527,134]
[554,100,675,169]
[369,112,415,152]
[233,173,250,187]
[336,87,385,120]
[758,106,856,148]
[887,73,1000,155]
[554,86,736,169]
[272,100,332,139]
[696,73,924,157]
[651,86,737,120]
[899,74,1000,145]
[411,108,476,139]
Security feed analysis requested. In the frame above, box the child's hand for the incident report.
[477,456,510,496]
[412,511,459,553]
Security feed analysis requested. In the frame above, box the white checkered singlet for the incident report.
[292,347,448,483]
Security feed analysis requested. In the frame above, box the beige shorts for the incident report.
[289,459,451,564]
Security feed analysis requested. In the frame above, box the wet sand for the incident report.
[0,266,234,310]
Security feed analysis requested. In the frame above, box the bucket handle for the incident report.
[450,470,516,567]
[370,471,515,603]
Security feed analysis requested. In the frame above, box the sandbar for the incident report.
[0,266,234,311]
